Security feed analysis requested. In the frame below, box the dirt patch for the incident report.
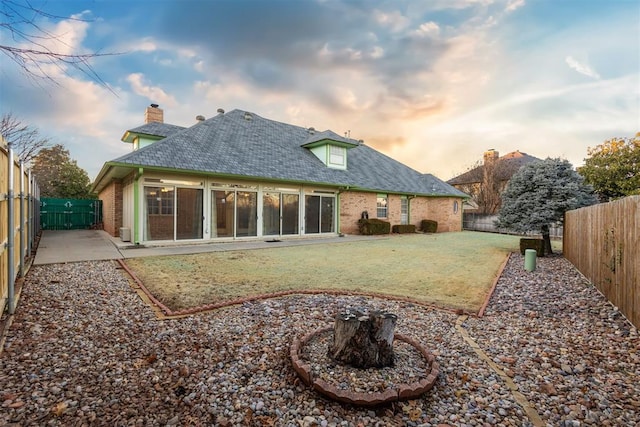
[124,232,523,312]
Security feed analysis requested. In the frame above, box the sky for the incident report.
[1,0,638,182]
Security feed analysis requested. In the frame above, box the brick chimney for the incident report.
[145,104,163,124]
[483,149,499,165]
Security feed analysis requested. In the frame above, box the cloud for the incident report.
[412,21,441,38]
[133,39,158,52]
[42,11,92,57]
[373,9,410,32]
[565,56,601,79]
[5,10,93,80]
[505,0,525,12]
[126,73,177,106]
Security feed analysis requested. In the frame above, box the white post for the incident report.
[19,160,25,277]
[7,144,15,314]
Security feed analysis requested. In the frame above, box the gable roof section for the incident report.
[447,151,540,185]
[121,122,187,143]
[94,109,467,198]
[300,130,360,149]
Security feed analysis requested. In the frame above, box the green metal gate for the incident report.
[40,198,102,230]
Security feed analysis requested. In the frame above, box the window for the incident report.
[400,196,408,224]
[376,194,388,218]
[145,186,173,215]
[453,200,459,213]
[329,145,345,166]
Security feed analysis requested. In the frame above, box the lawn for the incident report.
[123,231,542,314]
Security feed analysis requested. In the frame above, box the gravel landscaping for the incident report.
[1,253,639,426]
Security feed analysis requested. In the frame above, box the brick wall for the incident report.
[145,105,163,124]
[340,191,462,234]
[339,192,377,234]
[411,197,462,232]
[99,180,123,237]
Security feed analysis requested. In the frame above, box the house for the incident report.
[447,149,541,214]
[92,105,468,244]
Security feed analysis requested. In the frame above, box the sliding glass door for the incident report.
[211,188,258,238]
[236,191,258,237]
[144,185,202,241]
[211,190,234,238]
[282,194,299,235]
[305,195,335,234]
[176,188,203,240]
[263,192,280,236]
[144,186,174,241]
[264,192,300,236]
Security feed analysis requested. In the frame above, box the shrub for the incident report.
[520,238,544,256]
[421,220,438,233]
[392,224,416,234]
[358,218,391,235]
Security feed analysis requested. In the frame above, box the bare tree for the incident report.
[451,160,502,214]
[0,0,116,90]
[451,156,528,214]
[1,112,50,163]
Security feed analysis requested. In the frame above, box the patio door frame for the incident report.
[143,177,204,242]
[304,192,336,235]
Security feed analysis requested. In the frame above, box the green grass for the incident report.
[125,231,536,313]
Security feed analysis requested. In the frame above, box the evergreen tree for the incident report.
[496,158,597,254]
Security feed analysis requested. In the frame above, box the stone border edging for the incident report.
[477,252,512,317]
[455,315,545,426]
[290,326,440,406]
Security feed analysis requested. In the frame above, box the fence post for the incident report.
[19,160,25,277]
[28,169,32,255]
[7,144,15,314]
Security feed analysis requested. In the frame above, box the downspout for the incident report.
[7,144,15,314]
[133,168,143,244]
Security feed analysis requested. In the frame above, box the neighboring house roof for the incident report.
[93,109,468,198]
[121,122,187,143]
[447,151,541,185]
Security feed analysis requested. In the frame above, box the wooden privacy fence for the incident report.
[564,196,639,328]
[1,139,40,316]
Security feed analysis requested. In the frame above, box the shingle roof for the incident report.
[126,122,186,138]
[106,109,466,198]
[447,151,541,185]
[301,130,359,148]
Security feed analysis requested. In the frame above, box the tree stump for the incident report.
[328,309,397,368]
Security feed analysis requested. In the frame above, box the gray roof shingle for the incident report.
[447,151,541,185]
[109,109,466,198]
[126,122,186,138]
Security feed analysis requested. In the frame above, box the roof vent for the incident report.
[308,127,315,135]
[244,111,253,121]
[217,108,225,115]
[358,139,364,144]
[196,115,205,122]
